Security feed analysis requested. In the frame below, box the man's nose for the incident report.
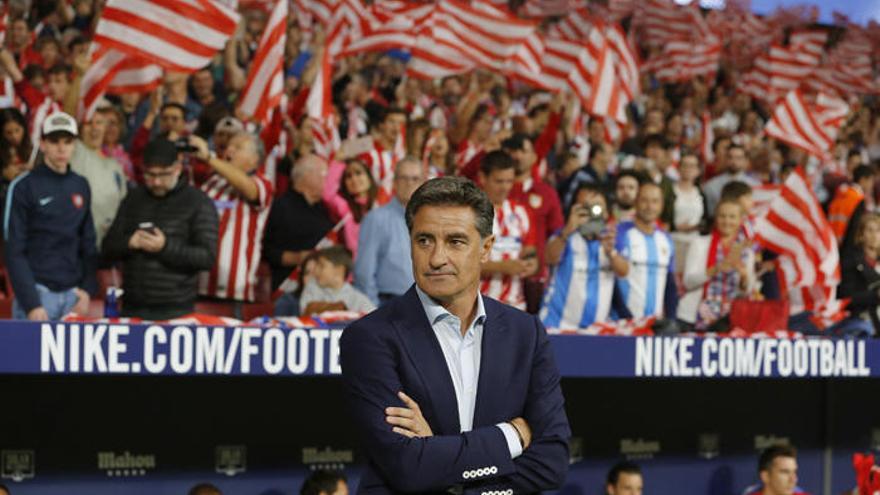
[428,244,448,268]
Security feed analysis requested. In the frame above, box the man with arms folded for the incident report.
[341,177,570,495]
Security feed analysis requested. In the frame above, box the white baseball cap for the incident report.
[42,112,78,138]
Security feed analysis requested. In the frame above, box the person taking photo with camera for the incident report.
[540,183,628,329]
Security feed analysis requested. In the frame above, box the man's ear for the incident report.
[480,234,494,263]
[759,470,769,486]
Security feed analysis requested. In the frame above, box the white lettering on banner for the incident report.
[144,325,167,373]
[287,329,310,374]
[311,329,329,374]
[170,326,194,373]
[263,328,285,374]
[70,324,80,372]
[635,337,872,377]
[195,327,225,373]
[240,328,261,373]
[107,325,130,373]
[84,324,108,373]
[40,323,65,372]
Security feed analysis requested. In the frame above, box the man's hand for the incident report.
[509,417,532,450]
[128,230,146,250]
[27,307,49,321]
[139,228,167,253]
[71,288,90,315]
[189,135,212,162]
[600,224,617,255]
[386,391,434,438]
[564,204,589,237]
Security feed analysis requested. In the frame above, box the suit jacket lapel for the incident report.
[391,287,461,435]
[473,299,509,428]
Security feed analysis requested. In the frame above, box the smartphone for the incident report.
[138,222,158,235]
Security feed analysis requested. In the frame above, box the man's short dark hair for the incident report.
[615,169,647,186]
[727,143,746,155]
[643,133,670,151]
[758,445,797,473]
[376,106,407,125]
[588,142,608,162]
[188,482,221,495]
[406,177,495,239]
[501,133,530,153]
[300,470,347,495]
[47,63,70,78]
[720,180,753,202]
[317,245,353,277]
[23,64,45,82]
[161,102,186,117]
[606,460,642,485]
[479,150,516,176]
[853,164,875,183]
[848,148,863,160]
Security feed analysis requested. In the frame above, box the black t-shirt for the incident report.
[263,189,333,288]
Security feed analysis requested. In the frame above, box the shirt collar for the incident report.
[415,285,486,328]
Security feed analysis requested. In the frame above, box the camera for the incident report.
[174,137,198,153]
[577,204,605,240]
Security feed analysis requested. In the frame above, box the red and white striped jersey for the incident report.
[198,171,274,301]
[455,139,483,171]
[481,199,536,310]
[359,140,404,198]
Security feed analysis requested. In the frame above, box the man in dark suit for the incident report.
[340,177,570,495]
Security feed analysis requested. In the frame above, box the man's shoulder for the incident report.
[342,299,397,345]
[483,295,539,333]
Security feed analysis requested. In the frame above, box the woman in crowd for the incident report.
[0,108,32,166]
[671,151,710,274]
[100,106,135,183]
[839,213,880,336]
[422,127,451,178]
[678,198,756,330]
[323,158,388,257]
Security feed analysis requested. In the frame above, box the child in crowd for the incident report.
[299,246,375,316]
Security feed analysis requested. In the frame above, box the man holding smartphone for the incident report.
[102,139,219,320]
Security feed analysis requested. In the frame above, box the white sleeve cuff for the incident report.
[496,422,523,459]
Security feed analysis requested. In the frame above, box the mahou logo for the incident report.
[97,451,156,477]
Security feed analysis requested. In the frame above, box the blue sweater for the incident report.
[4,162,97,312]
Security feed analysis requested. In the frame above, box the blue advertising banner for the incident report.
[0,321,877,378]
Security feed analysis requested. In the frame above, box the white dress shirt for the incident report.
[415,286,523,458]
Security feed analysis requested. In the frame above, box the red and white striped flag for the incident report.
[94,0,239,72]
[237,0,287,124]
[306,45,340,159]
[0,7,7,47]
[764,90,848,160]
[79,44,163,120]
[755,167,840,311]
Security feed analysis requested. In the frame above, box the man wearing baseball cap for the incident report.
[102,139,219,320]
[4,112,97,320]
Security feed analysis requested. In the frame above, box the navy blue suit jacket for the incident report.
[340,286,571,495]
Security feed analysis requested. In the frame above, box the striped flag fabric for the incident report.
[306,45,340,159]
[94,0,240,72]
[237,0,287,124]
[763,90,849,160]
[737,30,827,103]
[0,8,7,47]
[755,167,840,313]
[78,44,163,120]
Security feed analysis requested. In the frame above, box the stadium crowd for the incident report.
[0,0,879,340]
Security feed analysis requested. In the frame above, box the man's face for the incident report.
[40,135,75,168]
[225,134,257,171]
[411,205,492,304]
[382,113,406,144]
[635,184,663,224]
[761,457,798,495]
[393,161,425,205]
[592,143,611,169]
[160,108,186,134]
[607,473,643,495]
[728,147,748,174]
[616,177,639,209]
[508,140,536,175]
[191,70,214,100]
[645,143,668,170]
[11,19,29,46]
[143,164,182,197]
[297,158,328,199]
[589,120,605,144]
[574,190,608,220]
[480,167,515,205]
[47,72,70,102]
[82,113,107,150]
